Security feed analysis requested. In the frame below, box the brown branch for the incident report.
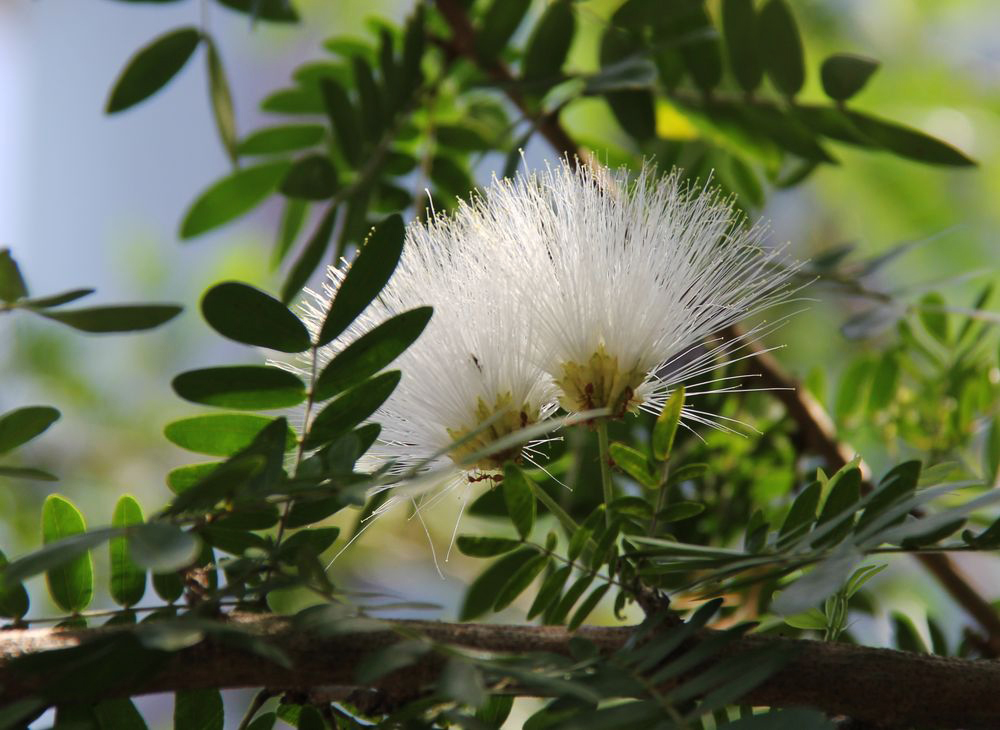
[432,0,1000,659]
[4,613,1000,728]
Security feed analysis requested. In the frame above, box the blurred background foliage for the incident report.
[0,0,998,725]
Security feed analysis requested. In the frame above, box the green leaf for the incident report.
[153,571,185,603]
[297,706,326,730]
[352,56,384,142]
[608,443,658,488]
[174,689,224,730]
[843,109,975,166]
[95,698,149,730]
[812,466,862,547]
[605,90,656,143]
[110,496,146,607]
[239,125,325,157]
[0,406,60,454]
[314,307,432,401]
[985,417,1000,486]
[201,281,311,352]
[820,53,879,102]
[281,204,338,304]
[42,495,94,613]
[652,386,685,461]
[215,0,298,22]
[165,414,296,456]
[778,481,821,545]
[0,465,57,481]
[317,214,406,346]
[476,0,531,60]
[0,248,28,302]
[783,608,827,631]
[722,0,763,92]
[834,358,872,421]
[278,527,341,560]
[320,78,363,167]
[857,461,920,532]
[503,463,537,539]
[166,462,219,494]
[521,0,575,83]
[918,292,949,344]
[261,86,324,115]
[129,523,201,572]
[440,658,487,708]
[2,527,118,587]
[204,36,237,165]
[475,696,514,730]
[430,155,474,197]
[106,27,201,113]
[356,640,429,684]
[758,0,804,97]
[172,366,306,410]
[493,553,549,611]
[773,547,861,616]
[456,536,523,558]
[280,154,339,200]
[305,371,400,448]
[527,564,572,619]
[0,548,29,620]
[460,548,535,621]
[892,612,928,653]
[657,501,705,523]
[34,305,181,333]
[548,573,594,625]
[274,198,309,268]
[568,582,610,630]
[867,350,900,412]
[180,161,291,238]
[20,288,94,308]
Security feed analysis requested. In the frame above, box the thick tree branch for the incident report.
[431,0,1000,658]
[3,613,1000,728]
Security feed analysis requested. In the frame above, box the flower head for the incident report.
[466,159,801,430]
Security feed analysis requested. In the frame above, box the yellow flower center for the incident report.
[446,393,540,473]
[555,344,646,416]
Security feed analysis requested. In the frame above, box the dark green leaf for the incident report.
[503,463,537,539]
[657,501,705,523]
[173,366,306,410]
[548,573,594,625]
[202,281,311,352]
[892,612,928,653]
[568,582,610,630]
[821,53,879,102]
[180,161,291,238]
[493,554,549,611]
[214,0,298,23]
[476,696,514,730]
[522,0,575,83]
[352,56,384,142]
[844,109,975,166]
[239,125,325,156]
[174,689,224,730]
[129,523,201,572]
[460,548,535,621]
[436,123,492,151]
[205,36,237,165]
[812,467,862,547]
[305,371,400,448]
[456,536,523,558]
[0,405,60,454]
[0,465,57,481]
[476,0,531,60]
[527,564,572,619]
[279,527,340,560]
[34,305,181,333]
[430,155,474,197]
[778,481,821,545]
[153,571,185,603]
[166,462,219,494]
[758,0,804,96]
[273,198,309,269]
[261,86,325,114]
[297,705,326,730]
[42,495,94,613]
[320,78,363,167]
[317,214,406,345]
[314,307,431,401]
[722,0,762,92]
[0,248,28,302]
[106,27,201,113]
[95,698,149,730]
[857,461,921,532]
[20,288,94,308]
[652,386,685,461]
[165,413,296,456]
[0,548,29,620]
[110,496,146,607]
[281,203,338,304]
[605,90,656,143]
[398,6,425,97]
[280,154,339,200]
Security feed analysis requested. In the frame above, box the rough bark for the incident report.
[2,613,1000,728]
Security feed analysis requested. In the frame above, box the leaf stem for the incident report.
[596,420,614,526]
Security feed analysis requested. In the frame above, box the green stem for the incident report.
[526,478,578,535]
[596,420,614,526]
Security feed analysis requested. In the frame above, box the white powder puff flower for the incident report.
[299,207,559,559]
[477,160,802,434]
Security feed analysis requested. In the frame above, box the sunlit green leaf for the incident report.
[608,443,658,488]
[165,414,296,456]
[652,386,685,462]
[181,161,291,238]
[110,496,146,607]
[106,27,201,113]
[503,463,537,539]
[918,292,949,344]
[42,494,94,613]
